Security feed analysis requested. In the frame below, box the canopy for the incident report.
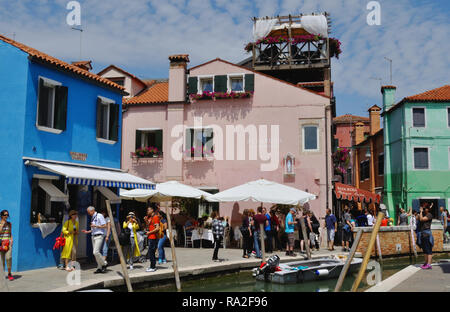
[120,181,217,203]
[208,179,316,206]
[38,179,68,202]
[95,186,121,204]
[27,160,155,190]
[334,182,381,204]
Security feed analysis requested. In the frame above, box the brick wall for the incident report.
[353,226,443,257]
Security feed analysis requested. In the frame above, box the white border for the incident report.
[197,75,214,94]
[412,146,430,170]
[227,73,245,93]
[447,106,450,128]
[302,124,319,152]
[411,106,426,128]
[36,76,61,133]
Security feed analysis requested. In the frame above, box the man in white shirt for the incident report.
[82,206,107,273]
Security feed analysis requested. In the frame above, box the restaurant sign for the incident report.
[70,151,87,161]
[334,182,380,204]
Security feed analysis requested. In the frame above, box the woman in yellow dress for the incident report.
[122,212,141,270]
[61,210,79,272]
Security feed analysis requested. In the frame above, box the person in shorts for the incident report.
[285,208,297,256]
[324,208,337,251]
[419,205,434,269]
[341,207,352,252]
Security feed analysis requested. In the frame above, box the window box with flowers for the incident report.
[132,146,163,159]
[190,91,253,101]
[183,146,215,161]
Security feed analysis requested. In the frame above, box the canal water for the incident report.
[139,253,450,292]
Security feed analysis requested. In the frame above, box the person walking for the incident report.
[123,212,141,270]
[439,206,448,243]
[0,210,13,281]
[145,206,160,272]
[211,211,224,262]
[418,205,434,269]
[157,211,168,264]
[241,209,252,258]
[262,207,273,253]
[270,209,282,251]
[309,211,320,250]
[101,211,111,263]
[285,208,297,256]
[341,207,352,252]
[248,209,255,255]
[398,208,409,226]
[251,207,267,259]
[61,210,79,272]
[324,209,337,251]
[82,206,107,274]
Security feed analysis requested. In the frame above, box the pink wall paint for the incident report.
[122,59,331,226]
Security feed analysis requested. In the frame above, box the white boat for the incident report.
[253,255,362,284]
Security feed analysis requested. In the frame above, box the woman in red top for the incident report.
[144,205,160,272]
[0,210,13,281]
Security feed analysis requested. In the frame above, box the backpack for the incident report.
[159,219,166,239]
[119,226,131,246]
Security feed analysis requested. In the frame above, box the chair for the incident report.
[223,227,230,249]
[184,227,193,248]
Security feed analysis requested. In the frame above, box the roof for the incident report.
[71,60,93,71]
[0,35,125,93]
[97,65,146,87]
[124,81,168,105]
[385,85,450,114]
[168,54,190,62]
[333,114,370,124]
[355,128,383,147]
[188,58,331,99]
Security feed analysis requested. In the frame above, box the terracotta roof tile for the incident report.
[124,81,169,105]
[0,35,125,92]
[97,65,147,88]
[333,114,370,123]
[169,54,190,62]
[403,85,450,102]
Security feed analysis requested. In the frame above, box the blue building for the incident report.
[0,35,154,271]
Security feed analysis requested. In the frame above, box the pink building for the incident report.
[115,55,332,225]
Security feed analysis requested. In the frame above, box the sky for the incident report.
[0,0,449,117]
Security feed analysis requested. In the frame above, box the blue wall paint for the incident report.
[0,41,123,271]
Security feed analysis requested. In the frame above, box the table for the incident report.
[191,228,214,248]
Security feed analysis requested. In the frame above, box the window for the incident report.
[135,129,163,157]
[303,125,319,151]
[448,147,450,169]
[414,147,429,169]
[185,128,214,158]
[96,96,119,143]
[107,77,125,87]
[228,75,244,92]
[37,77,68,132]
[412,107,425,127]
[30,178,66,224]
[378,153,384,175]
[360,160,370,181]
[199,77,213,93]
[447,108,450,127]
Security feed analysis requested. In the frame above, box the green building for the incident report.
[382,85,450,220]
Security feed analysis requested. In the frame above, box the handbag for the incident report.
[0,239,9,252]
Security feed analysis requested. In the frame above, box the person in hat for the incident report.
[61,210,79,271]
[123,212,141,270]
[285,208,297,256]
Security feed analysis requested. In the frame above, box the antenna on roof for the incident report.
[384,57,393,84]
[370,77,382,87]
[71,26,83,61]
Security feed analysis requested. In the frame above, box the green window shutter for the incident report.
[109,104,119,142]
[96,98,102,138]
[155,130,163,152]
[214,75,227,93]
[37,78,48,126]
[185,128,193,153]
[244,74,255,92]
[188,77,198,95]
[135,130,142,150]
[412,199,420,213]
[54,86,68,131]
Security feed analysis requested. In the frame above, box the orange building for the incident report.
[352,105,384,211]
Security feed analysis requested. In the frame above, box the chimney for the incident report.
[354,122,365,145]
[381,85,396,111]
[71,61,92,71]
[368,105,381,135]
[168,54,189,102]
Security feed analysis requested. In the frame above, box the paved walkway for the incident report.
[0,247,350,292]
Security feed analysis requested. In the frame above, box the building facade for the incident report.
[120,55,331,225]
[0,35,152,271]
[382,85,450,220]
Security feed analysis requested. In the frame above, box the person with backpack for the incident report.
[157,210,168,264]
[262,207,273,253]
[144,205,160,272]
[240,209,252,258]
[122,212,141,270]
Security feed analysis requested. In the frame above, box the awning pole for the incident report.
[166,201,181,291]
[105,200,133,292]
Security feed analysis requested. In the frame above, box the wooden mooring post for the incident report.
[165,201,181,291]
[299,215,311,259]
[334,228,363,292]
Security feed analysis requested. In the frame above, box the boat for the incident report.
[252,255,363,284]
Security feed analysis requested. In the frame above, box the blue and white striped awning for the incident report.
[28,161,155,190]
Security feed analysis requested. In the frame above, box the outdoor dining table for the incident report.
[191,228,214,248]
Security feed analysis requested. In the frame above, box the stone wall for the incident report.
[353,222,443,257]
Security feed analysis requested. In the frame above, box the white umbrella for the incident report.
[120,181,217,202]
[208,178,316,205]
